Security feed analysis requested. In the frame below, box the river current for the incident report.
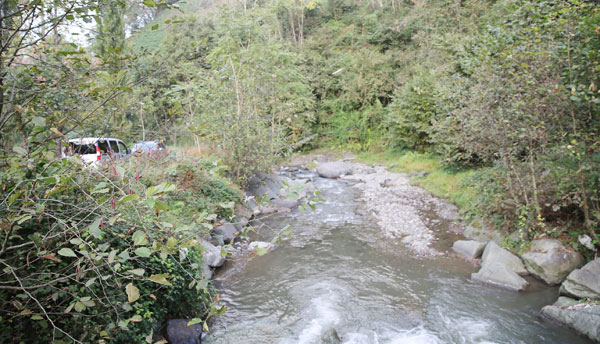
[205,172,591,344]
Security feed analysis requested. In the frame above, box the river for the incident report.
[204,170,591,344]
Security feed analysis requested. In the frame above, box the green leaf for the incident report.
[127,268,145,276]
[13,146,27,156]
[132,231,148,246]
[188,318,203,326]
[74,301,85,312]
[166,237,178,248]
[88,218,102,239]
[143,0,156,6]
[151,24,159,30]
[109,214,120,226]
[154,201,170,211]
[256,247,267,256]
[147,274,172,286]
[134,247,152,258]
[119,194,139,203]
[126,283,140,303]
[57,248,77,258]
[32,117,46,127]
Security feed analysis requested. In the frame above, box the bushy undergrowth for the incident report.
[0,149,235,343]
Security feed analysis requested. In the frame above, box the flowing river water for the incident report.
[204,170,591,344]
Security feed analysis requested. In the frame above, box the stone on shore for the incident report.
[212,222,238,244]
[560,258,600,300]
[541,297,600,342]
[471,261,530,291]
[166,319,203,344]
[521,239,584,285]
[200,240,225,268]
[463,225,504,244]
[481,241,528,276]
[317,162,352,179]
[452,240,486,259]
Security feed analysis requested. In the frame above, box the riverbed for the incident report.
[204,168,591,344]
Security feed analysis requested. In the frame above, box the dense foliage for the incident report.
[1,0,599,341]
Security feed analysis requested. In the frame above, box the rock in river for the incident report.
[471,241,529,291]
[481,241,528,276]
[452,240,486,259]
[166,319,203,344]
[521,239,584,285]
[541,297,600,342]
[200,240,225,268]
[212,222,238,244]
[471,261,530,291]
[560,258,600,300]
[317,162,352,179]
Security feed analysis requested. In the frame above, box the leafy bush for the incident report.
[387,69,440,150]
[0,151,226,343]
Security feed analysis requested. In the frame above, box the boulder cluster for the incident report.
[453,236,599,342]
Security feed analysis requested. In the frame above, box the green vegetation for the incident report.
[1,0,599,341]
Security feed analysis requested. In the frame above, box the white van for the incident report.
[64,138,130,165]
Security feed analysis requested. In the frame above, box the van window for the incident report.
[70,143,95,155]
[109,140,119,154]
[97,141,109,154]
[118,142,128,154]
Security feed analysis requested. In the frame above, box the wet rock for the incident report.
[247,173,281,200]
[249,241,275,253]
[463,225,504,244]
[579,234,595,250]
[321,328,341,344]
[166,319,203,344]
[541,297,600,342]
[560,258,600,300]
[210,234,225,247]
[481,241,528,276]
[452,240,486,259]
[271,198,301,209]
[246,198,260,215]
[212,222,238,244]
[235,203,253,220]
[200,240,225,268]
[471,261,529,291]
[521,239,584,285]
[317,162,352,179]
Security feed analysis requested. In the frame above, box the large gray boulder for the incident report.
[212,222,238,244]
[471,261,530,291]
[247,173,281,200]
[452,240,486,259]
[521,239,584,285]
[560,258,600,300]
[541,297,600,342]
[166,319,203,344]
[317,162,352,179]
[481,241,528,276]
[200,240,225,268]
